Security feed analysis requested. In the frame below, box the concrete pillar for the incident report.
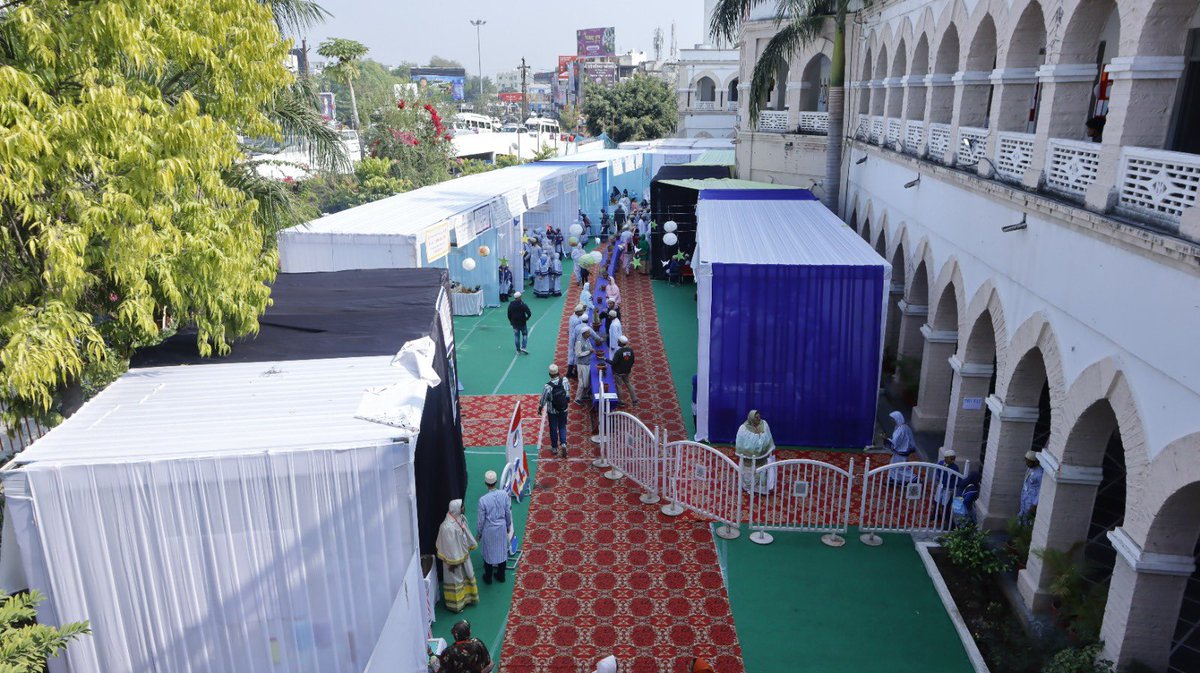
[1021,63,1098,190]
[943,356,994,466]
[896,299,928,362]
[1084,56,1188,211]
[1017,451,1105,610]
[912,326,957,432]
[884,282,904,354]
[1100,528,1196,671]
[976,394,1039,529]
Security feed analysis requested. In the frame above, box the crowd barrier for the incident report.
[748,458,856,547]
[857,458,970,546]
[581,409,966,547]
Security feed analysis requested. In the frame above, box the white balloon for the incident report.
[594,237,601,245]
[663,232,678,246]
[663,220,678,233]
[462,258,477,271]
[569,223,584,236]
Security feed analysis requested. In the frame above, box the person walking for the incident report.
[606,310,624,352]
[435,500,479,613]
[476,470,512,584]
[537,365,571,458]
[574,327,595,405]
[607,335,638,407]
[567,304,586,379]
[506,292,531,354]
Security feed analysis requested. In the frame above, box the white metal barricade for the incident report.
[748,458,856,547]
[661,440,743,539]
[604,411,661,504]
[591,379,612,468]
[858,458,970,545]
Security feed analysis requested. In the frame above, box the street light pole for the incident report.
[470,19,486,100]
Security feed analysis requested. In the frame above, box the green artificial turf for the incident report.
[453,258,576,396]
[431,447,537,661]
[650,280,700,439]
[718,527,974,673]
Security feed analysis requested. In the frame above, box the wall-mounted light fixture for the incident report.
[1002,214,1028,232]
[904,175,921,189]
[855,154,868,165]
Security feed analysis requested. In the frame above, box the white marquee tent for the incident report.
[0,351,438,673]
[278,163,585,308]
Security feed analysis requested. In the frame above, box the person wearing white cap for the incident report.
[538,365,571,457]
[476,470,512,585]
[606,335,637,407]
[507,292,532,355]
[567,304,587,378]
[574,327,595,405]
[1019,450,1044,524]
[931,449,963,520]
[606,309,624,352]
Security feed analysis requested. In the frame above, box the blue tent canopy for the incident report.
[693,193,891,448]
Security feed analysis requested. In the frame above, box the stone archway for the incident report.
[912,266,962,434]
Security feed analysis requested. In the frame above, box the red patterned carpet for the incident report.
[500,255,746,673]
[461,394,542,448]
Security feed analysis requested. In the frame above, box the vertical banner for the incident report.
[505,400,530,501]
[452,213,474,247]
[424,221,452,263]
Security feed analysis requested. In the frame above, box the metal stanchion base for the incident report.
[715,524,741,540]
[859,532,883,547]
[639,493,661,505]
[821,533,846,548]
[590,435,603,444]
[604,468,624,481]
[749,531,774,545]
[660,501,684,517]
[592,458,610,469]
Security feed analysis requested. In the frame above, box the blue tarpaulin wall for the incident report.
[705,263,884,447]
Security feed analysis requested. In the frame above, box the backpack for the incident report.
[548,380,569,414]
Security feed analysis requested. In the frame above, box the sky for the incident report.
[297,0,707,77]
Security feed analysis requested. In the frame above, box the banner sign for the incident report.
[424,221,451,263]
[318,92,335,118]
[557,55,578,81]
[471,206,492,236]
[581,61,617,88]
[411,72,466,101]
[498,92,525,103]
[577,27,616,57]
[451,213,474,247]
[587,164,599,184]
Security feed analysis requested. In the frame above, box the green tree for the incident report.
[0,0,294,417]
[581,75,678,143]
[428,56,463,68]
[317,59,406,128]
[711,0,855,209]
[317,37,369,152]
[366,95,457,188]
[464,75,497,110]
[558,104,582,133]
[294,157,411,215]
[0,590,90,671]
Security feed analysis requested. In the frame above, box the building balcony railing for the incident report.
[798,111,829,135]
[756,109,790,133]
[693,100,717,111]
[726,101,738,111]
[851,116,1200,235]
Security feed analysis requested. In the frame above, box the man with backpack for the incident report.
[538,365,571,458]
[506,291,532,355]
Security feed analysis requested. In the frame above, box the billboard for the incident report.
[498,92,524,103]
[411,68,467,101]
[557,55,577,81]
[577,27,616,57]
[318,92,335,118]
[581,61,617,88]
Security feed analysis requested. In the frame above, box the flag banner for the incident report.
[505,400,530,500]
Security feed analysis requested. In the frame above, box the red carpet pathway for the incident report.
[499,259,745,673]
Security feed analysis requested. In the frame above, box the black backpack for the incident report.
[548,380,569,413]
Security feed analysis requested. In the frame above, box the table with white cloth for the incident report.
[450,291,484,316]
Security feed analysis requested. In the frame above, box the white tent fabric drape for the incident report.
[7,443,422,673]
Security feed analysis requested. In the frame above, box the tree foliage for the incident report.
[365,96,457,189]
[317,59,405,128]
[0,0,294,415]
[0,590,90,672]
[293,157,411,215]
[581,75,678,143]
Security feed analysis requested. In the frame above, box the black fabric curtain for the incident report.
[649,165,732,280]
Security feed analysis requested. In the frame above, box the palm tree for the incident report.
[711,0,859,211]
[318,37,369,158]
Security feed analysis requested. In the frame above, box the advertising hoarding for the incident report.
[498,92,525,103]
[557,55,577,81]
[318,92,335,118]
[412,72,468,101]
[581,61,617,88]
[576,27,616,57]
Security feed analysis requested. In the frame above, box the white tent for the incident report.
[278,163,584,307]
[0,353,437,673]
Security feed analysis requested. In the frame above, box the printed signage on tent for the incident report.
[587,165,599,184]
[452,213,474,247]
[424,221,451,263]
[576,27,615,57]
[471,206,492,236]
